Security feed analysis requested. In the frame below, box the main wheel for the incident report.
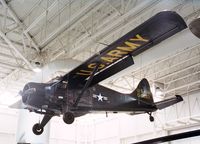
[63,112,75,124]
[32,123,44,135]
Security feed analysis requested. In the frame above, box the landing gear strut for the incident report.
[63,112,75,124]
[148,112,154,122]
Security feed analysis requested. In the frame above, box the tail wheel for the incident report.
[149,115,154,122]
[63,112,75,124]
[32,123,44,135]
[147,112,154,122]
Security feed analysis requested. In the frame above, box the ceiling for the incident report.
[0,0,199,106]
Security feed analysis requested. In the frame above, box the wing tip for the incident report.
[175,95,183,102]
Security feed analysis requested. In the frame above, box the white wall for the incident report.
[0,133,15,144]
[0,107,18,144]
[48,113,168,144]
[49,117,77,144]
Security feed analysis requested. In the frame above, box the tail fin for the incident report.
[131,78,154,104]
[130,78,183,109]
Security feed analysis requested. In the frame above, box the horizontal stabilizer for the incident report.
[155,95,183,110]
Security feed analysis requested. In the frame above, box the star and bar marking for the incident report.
[93,93,108,102]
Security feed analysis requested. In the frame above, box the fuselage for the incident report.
[21,82,157,117]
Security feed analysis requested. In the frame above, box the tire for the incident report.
[149,116,154,122]
[63,112,75,124]
[32,123,44,135]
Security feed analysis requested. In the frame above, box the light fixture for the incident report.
[155,87,163,97]
[33,67,42,73]
[32,61,42,73]
[153,81,165,102]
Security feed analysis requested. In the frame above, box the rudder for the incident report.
[131,78,154,104]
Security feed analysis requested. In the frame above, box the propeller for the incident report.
[9,91,26,109]
[9,99,26,109]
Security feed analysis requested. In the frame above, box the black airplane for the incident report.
[20,11,187,135]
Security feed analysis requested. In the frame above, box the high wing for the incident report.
[61,11,187,89]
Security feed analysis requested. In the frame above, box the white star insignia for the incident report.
[93,93,108,102]
[97,93,103,101]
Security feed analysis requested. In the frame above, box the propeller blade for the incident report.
[9,99,26,109]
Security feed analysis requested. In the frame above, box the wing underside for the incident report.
[61,11,187,89]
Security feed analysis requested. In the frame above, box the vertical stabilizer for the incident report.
[131,78,154,104]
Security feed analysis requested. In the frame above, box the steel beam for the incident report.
[132,43,200,80]
[68,0,160,57]
[165,80,200,94]
[50,0,159,60]
[0,52,22,61]
[106,0,122,16]
[0,0,40,52]
[24,0,58,33]
[133,129,200,144]
[0,30,34,70]
[39,0,102,48]
[0,61,19,69]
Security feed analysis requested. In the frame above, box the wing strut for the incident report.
[73,62,100,107]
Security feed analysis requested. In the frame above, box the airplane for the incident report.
[20,11,187,135]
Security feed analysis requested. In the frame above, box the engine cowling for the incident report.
[22,82,49,109]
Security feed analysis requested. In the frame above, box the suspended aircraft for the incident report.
[20,11,187,135]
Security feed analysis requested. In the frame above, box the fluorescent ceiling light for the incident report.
[33,67,42,73]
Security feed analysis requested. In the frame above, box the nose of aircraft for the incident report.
[21,83,36,103]
[23,88,36,95]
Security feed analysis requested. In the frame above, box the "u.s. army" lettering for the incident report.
[76,34,149,76]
